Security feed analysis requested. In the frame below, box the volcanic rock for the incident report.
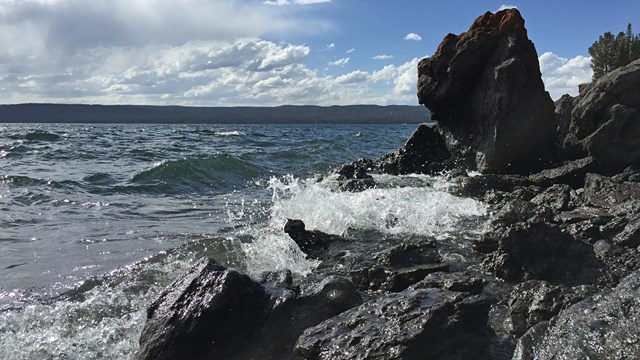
[417,9,556,173]
[377,124,451,175]
[562,59,640,172]
[513,269,640,360]
[294,288,491,360]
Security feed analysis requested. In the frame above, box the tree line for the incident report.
[589,23,640,80]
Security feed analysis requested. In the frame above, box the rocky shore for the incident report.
[136,8,640,360]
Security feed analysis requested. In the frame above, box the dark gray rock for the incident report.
[503,280,589,337]
[563,59,640,172]
[583,173,640,208]
[453,174,534,199]
[513,269,640,360]
[530,184,572,212]
[479,219,602,284]
[284,219,340,259]
[417,9,556,173]
[294,288,491,360]
[528,157,595,188]
[410,271,486,294]
[377,124,450,175]
[137,258,271,360]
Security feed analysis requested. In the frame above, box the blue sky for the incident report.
[0,0,638,106]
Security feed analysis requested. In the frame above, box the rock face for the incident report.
[294,288,491,360]
[513,269,640,360]
[562,59,640,172]
[417,9,556,173]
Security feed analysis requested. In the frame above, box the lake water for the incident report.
[0,123,487,359]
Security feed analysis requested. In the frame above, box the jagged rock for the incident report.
[582,173,640,208]
[294,288,491,360]
[529,184,572,212]
[479,219,602,284]
[453,174,534,198]
[563,59,640,172]
[336,160,376,191]
[350,241,447,292]
[137,258,272,360]
[377,124,450,175]
[417,9,556,173]
[528,157,595,188]
[503,280,589,337]
[284,219,341,258]
[513,269,640,360]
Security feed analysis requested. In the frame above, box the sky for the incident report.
[0,0,639,106]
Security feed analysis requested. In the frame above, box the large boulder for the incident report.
[137,258,272,360]
[562,59,640,172]
[294,288,491,360]
[377,124,451,175]
[417,9,556,174]
[513,269,640,360]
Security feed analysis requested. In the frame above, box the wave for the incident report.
[129,155,266,194]
[9,130,61,142]
[200,130,246,137]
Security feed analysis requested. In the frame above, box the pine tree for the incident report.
[589,23,640,80]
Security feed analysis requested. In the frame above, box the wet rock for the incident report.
[503,280,589,337]
[417,9,556,173]
[528,157,595,188]
[284,219,341,259]
[294,288,491,360]
[453,174,534,198]
[350,241,447,292]
[336,160,376,192]
[479,219,602,284]
[137,258,271,360]
[563,59,640,172]
[411,271,486,295]
[513,269,640,360]
[377,124,450,175]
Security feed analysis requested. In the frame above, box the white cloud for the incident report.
[346,48,356,54]
[498,4,518,11]
[373,54,394,60]
[539,52,593,100]
[265,0,331,5]
[322,43,336,51]
[328,57,350,66]
[404,33,422,41]
[336,71,370,84]
[0,0,423,106]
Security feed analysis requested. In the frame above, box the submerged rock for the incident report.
[294,288,491,360]
[513,269,640,360]
[417,8,556,173]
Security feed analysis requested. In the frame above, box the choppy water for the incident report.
[0,123,488,359]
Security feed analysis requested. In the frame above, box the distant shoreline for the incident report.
[0,104,430,124]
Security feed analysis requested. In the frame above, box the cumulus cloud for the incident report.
[328,57,350,66]
[0,0,422,105]
[404,33,422,41]
[373,54,394,60]
[498,4,518,11]
[265,0,331,5]
[539,52,593,100]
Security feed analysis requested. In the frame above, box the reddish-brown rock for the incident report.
[418,9,556,174]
